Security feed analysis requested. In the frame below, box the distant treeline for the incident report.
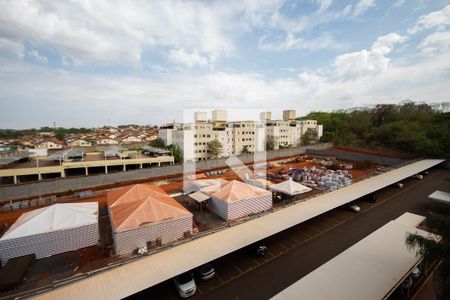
[299,101,450,158]
[0,127,93,140]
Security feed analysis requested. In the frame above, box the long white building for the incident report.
[159,110,323,161]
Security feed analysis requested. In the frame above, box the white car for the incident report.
[173,272,196,298]
[346,204,361,212]
[411,174,423,180]
[394,182,404,189]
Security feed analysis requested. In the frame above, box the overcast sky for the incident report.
[0,0,449,129]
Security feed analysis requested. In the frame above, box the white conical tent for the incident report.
[0,203,98,240]
[270,179,312,196]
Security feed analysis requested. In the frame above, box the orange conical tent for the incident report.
[107,184,192,232]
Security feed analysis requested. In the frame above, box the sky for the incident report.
[0,0,450,129]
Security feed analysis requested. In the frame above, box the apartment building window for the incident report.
[194,134,197,138]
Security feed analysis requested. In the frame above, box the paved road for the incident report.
[130,167,450,300]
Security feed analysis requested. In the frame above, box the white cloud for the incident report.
[27,50,48,63]
[353,0,376,17]
[0,37,24,59]
[418,30,450,53]
[2,38,449,128]
[0,0,238,65]
[258,32,341,51]
[394,0,405,7]
[167,49,209,68]
[408,4,450,34]
[334,33,407,79]
[316,0,333,13]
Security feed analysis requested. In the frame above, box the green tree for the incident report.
[55,131,65,141]
[207,139,222,159]
[166,144,183,163]
[242,145,250,154]
[406,213,450,299]
[149,137,166,148]
[297,101,450,158]
[301,128,318,146]
[266,135,275,151]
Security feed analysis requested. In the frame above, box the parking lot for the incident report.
[128,170,435,300]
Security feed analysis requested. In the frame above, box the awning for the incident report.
[428,190,450,204]
[270,178,312,196]
[189,191,210,203]
[272,213,440,300]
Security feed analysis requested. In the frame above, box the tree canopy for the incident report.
[207,139,222,158]
[148,137,166,148]
[301,128,317,146]
[298,101,450,158]
[166,144,182,163]
[406,213,450,299]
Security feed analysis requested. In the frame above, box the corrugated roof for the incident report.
[428,190,450,204]
[188,191,210,203]
[0,152,32,166]
[142,146,171,155]
[271,213,438,300]
[0,203,98,240]
[31,159,444,300]
[107,184,192,232]
[44,148,84,161]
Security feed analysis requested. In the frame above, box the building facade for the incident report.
[159,109,323,161]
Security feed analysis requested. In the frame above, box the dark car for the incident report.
[195,263,215,281]
[362,193,377,203]
[249,244,268,258]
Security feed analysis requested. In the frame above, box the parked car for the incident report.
[250,244,268,258]
[411,267,421,278]
[173,272,196,298]
[195,263,215,281]
[394,182,404,188]
[346,204,361,212]
[410,174,423,180]
[362,193,377,203]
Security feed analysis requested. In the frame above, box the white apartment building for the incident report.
[159,109,323,161]
[297,120,323,138]
[266,120,298,149]
[228,121,265,155]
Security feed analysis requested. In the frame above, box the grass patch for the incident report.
[445,176,450,181]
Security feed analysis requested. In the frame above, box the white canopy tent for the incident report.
[0,203,99,266]
[270,178,312,196]
[1,203,98,240]
[428,190,450,204]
